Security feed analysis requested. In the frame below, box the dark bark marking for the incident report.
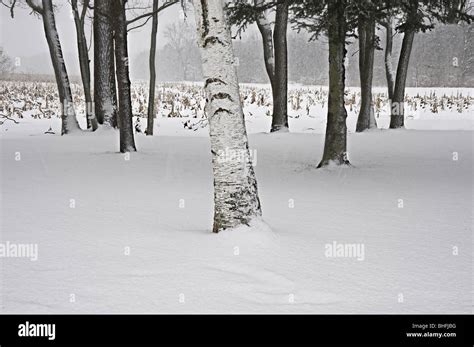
[204,36,224,47]
[204,78,227,88]
[211,92,233,102]
[213,107,230,117]
[200,0,209,41]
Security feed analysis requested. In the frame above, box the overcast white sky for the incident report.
[0,1,193,58]
[0,0,258,77]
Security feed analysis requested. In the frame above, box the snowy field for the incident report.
[0,83,472,313]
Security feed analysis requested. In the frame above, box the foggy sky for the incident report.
[0,2,193,69]
[0,1,258,77]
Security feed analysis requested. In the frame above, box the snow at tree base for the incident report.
[0,82,471,313]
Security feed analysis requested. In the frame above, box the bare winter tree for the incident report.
[291,0,358,167]
[381,17,395,101]
[164,22,196,81]
[0,47,14,75]
[254,0,289,132]
[228,0,289,132]
[317,0,350,167]
[26,0,81,134]
[124,0,179,136]
[355,0,377,132]
[389,0,473,129]
[290,1,383,136]
[389,21,415,129]
[271,0,289,132]
[112,0,136,152]
[94,0,118,128]
[71,0,97,131]
[193,0,262,232]
[146,0,159,136]
[254,0,275,90]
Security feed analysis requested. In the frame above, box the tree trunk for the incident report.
[94,0,118,128]
[254,0,278,131]
[72,0,97,131]
[113,0,136,152]
[146,0,159,136]
[356,14,376,132]
[318,0,349,167]
[270,0,289,132]
[254,0,275,84]
[193,0,262,233]
[389,30,415,129]
[383,18,395,101]
[460,24,473,86]
[41,0,80,134]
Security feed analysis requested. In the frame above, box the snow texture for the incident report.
[0,82,472,312]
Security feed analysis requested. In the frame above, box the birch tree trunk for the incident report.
[147,0,159,136]
[193,0,262,233]
[71,0,97,131]
[271,0,289,132]
[113,0,136,152]
[28,0,81,134]
[318,0,350,167]
[94,0,118,128]
[389,30,415,129]
[355,14,376,132]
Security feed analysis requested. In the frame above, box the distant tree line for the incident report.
[3,22,472,88]
[130,23,473,88]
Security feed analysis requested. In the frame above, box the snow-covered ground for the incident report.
[0,83,472,313]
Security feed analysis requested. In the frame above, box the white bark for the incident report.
[43,0,80,134]
[193,0,262,233]
[27,0,80,134]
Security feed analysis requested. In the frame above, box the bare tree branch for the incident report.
[126,0,178,26]
[1,0,18,18]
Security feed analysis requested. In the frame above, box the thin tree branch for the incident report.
[128,14,153,32]
[80,0,89,23]
[126,0,178,26]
